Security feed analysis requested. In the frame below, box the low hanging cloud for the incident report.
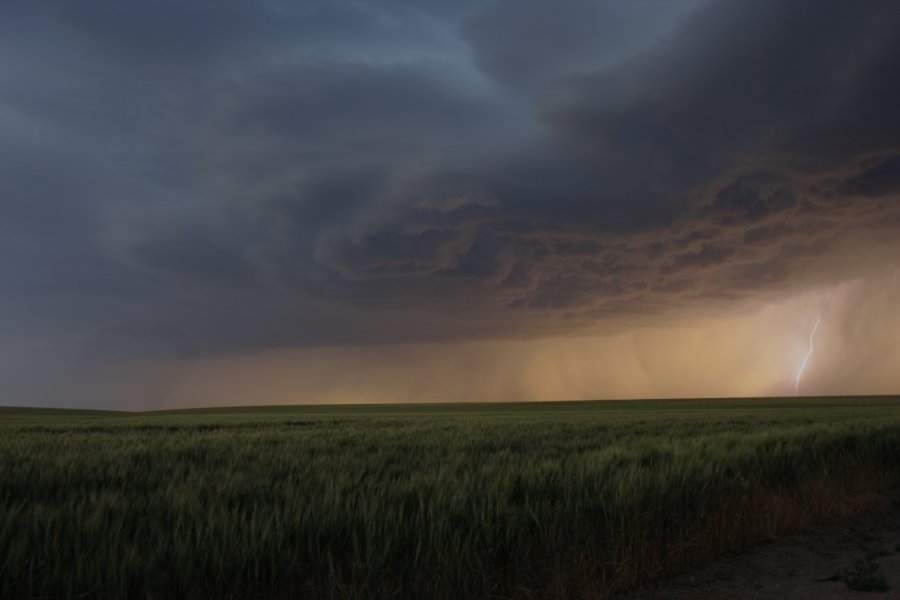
[10,275,900,410]
[0,0,899,407]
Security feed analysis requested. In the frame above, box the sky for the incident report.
[2,0,900,409]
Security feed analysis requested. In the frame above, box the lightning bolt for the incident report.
[794,312,822,396]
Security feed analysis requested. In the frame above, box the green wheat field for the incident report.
[2,397,900,599]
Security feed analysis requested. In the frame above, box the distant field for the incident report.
[2,397,900,598]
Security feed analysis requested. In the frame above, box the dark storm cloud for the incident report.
[462,0,707,93]
[2,0,900,359]
[844,156,900,198]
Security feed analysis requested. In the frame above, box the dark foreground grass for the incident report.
[1,398,899,599]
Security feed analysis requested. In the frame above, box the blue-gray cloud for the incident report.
[0,0,899,365]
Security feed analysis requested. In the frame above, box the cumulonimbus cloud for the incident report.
[0,0,898,363]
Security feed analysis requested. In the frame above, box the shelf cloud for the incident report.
[1,0,899,407]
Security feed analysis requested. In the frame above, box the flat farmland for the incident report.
[2,398,899,599]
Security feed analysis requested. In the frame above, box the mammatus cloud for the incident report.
[0,0,898,407]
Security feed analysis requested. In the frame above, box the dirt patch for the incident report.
[634,489,900,599]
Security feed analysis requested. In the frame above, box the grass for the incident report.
[841,554,890,592]
[1,397,899,598]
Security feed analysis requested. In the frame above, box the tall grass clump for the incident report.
[1,398,899,598]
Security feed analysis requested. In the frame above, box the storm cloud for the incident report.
[1,0,899,406]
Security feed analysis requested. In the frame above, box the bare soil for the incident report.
[634,490,900,599]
